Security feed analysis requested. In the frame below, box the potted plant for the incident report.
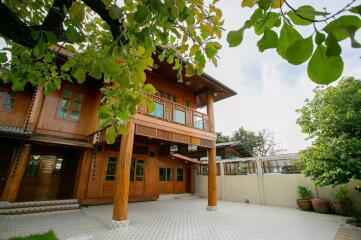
[296,185,313,211]
[331,186,353,216]
[311,187,330,214]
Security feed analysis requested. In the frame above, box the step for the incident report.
[0,199,79,210]
[0,203,80,215]
[159,193,193,200]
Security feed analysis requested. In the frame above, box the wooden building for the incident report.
[0,48,236,222]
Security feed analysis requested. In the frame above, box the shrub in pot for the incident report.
[331,186,353,216]
[296,185,313,211]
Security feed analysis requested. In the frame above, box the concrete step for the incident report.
[159,193,195,200]
[0,203,80,215]
[0,199,79,210]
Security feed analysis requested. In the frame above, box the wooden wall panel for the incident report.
[146,72,196,109]
[36,83,100,139]
[0,84,33,128]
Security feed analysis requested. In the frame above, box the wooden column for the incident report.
[112,122,135,222]
[25,85,45,132]
[206,91,217,209]
[73,149,93,200]
[1,143,32,202]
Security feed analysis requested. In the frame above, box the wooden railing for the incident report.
[137,93,209,132]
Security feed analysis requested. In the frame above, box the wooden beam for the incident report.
[206,91,217,209]
[1,143,32,202]
[25,85,45,132]
[73,149,93,200]
[112,122,135,221]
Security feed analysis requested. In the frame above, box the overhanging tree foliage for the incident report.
[0,0,223,143]
[297,77,361,192]
[227,0,361,85]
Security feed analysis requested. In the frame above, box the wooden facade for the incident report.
[0,49,236,221]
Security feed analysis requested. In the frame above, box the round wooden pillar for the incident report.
[112,122,135,222]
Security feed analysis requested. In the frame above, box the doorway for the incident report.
[17,145,80,201]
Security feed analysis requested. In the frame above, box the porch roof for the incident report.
[0,124,32,138]
[170,153,200,164]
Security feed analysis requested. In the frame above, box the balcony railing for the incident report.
[137,93,209,132]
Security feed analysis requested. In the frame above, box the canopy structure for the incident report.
[170,153,201,164]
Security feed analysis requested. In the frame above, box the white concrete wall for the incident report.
[196,173,361,214]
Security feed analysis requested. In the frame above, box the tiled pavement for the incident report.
[0,198,352,240]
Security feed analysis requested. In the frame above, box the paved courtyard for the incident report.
[0,197,354,240]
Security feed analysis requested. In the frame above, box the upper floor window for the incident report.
[58,87,84,121]
[156,90,176,102]
[173,109,185,124]
[193,116,203,130]
[151,102,164,118]
[0,89,16,111]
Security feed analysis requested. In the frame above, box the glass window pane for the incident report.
[166,168,173,181]
[59,109,67,118]
[135,160,144,181]
[177,168,183,181]
[159,168,166,181]
[71,111,80,121]
[26,155,41,176]
[151,103,164,118]
[106,157,117,181]
[63,88,72,98]
[130,159,135,181]
[193,116,203,129]
[173,109,185,124]
[53,157,63,176]
[75,91,83,101]
[73,102,82,111]
[3,104,12,110]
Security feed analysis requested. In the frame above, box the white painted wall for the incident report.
[196,161,361,214]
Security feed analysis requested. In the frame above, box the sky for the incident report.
[205,1,361,153]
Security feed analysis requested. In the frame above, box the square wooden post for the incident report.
[1,143,32,202]
[111,122,135,228]
[206,91,217,210]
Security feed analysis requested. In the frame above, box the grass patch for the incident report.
[8,230,58,240]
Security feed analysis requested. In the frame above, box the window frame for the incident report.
[176,168,183,181]
[105,157,117,181]
[130,158,145,182]
[0,88,16,112]
[57,86,85,122]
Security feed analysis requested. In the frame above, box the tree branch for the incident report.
[81,0,123,40]
[42,0,74,35]
[0,2,36,48]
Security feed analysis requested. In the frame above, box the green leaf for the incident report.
[105,126,117,144]
[241,0,255,8]
[276,23,302,59]
[189,45,200,57]
[205,42,218,58]
[73,67,86,83]
[227,29,244,47]
[350,5,361,15]
[285,36,313,65]
[134,5,150,23]
[257,28,278,52]
[254,12,281,35]
[0,53,8,63]
[315,31,326,45]
[257,0,272,10]
[109,6,122,19]
[307,45,344,85]
[324,15,361,41]
[144,83,156,94]
[288,5,315,26]
[325,34,342,57]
